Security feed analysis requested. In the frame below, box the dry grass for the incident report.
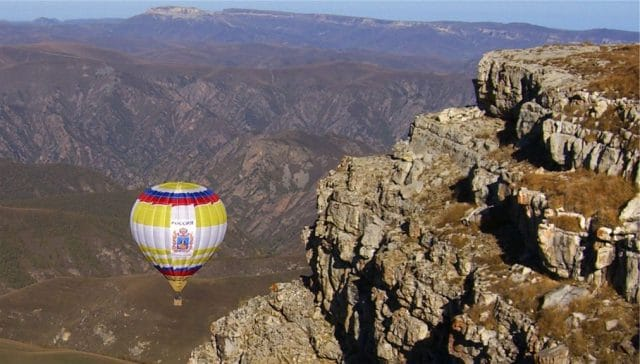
[486,144,517,163]
[537,296,592,339]
[546,44,639,98]
[521,169,637,228]
[435,202,474,228]
[467,303,498,330]
[537,305,570,338]
[582,105,626,133]
[586,45,640,99]
[537,285,639,363]
[561,101,628,134]
[547,214,583,232]
[500,276,562,314]
[474,250,505,268]
[583,131,598,144]
[448,233,471,249]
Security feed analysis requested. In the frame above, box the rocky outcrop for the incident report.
[541,103,639,182]
[189,280,341,364]
[194,106,565,362]
[409,107,501,168]
[145,6,210,19]
[303,111,517,362]
[192,44,639,363]
[476,44,640,184]
[468,159,639,303]
[472,44,639,302]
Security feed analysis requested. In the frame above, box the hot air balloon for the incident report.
[129,181,227,306]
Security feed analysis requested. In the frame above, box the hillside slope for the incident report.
[0,162,145,292]
[0,43,469,254]
[0,271,304,363]
[0,339,134,364]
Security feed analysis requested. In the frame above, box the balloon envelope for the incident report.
[130,181,227,293]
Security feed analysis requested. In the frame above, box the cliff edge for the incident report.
[191,44,639,363]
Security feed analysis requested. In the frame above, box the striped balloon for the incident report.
[129,182,227,305]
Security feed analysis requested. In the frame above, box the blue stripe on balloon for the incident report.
[144,188,214,199]
[154,265,203,276]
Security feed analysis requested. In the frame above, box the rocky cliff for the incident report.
[190,44,639,363]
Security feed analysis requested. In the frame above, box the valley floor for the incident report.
[0,269,307,363]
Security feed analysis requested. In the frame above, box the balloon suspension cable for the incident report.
[173,292,183,306]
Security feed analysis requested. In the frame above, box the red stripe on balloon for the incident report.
[137,193,220,206]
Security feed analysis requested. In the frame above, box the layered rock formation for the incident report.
[191,44,639,363]
[476,44,639,183]
[473,44,640,302]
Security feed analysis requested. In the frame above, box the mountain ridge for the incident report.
[0,6,636,71]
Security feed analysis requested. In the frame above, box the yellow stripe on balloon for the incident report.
[138,245,219,257]
[192,246,219,256]
[138,245,171,255]
[156,181,203,191]
[195,202,227,227]
[131,202,171,227]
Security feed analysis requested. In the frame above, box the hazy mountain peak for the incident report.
[144,6,210,19]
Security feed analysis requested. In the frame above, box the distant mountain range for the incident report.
[1,7,637,72]
[0,6,636,258]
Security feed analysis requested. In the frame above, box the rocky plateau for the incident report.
[191,44,639,363]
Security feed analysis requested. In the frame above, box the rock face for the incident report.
[189,281,341,364]
[303,110,524,362]
[476,44,640,184]
[145,6,210,19]
[507,184,639,302]
[474,44,639,302]
[192,44,639,363]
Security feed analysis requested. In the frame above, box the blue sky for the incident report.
[0,1,638,32]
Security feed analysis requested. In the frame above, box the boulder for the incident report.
[541,285,590,309]
[620,194,640,222]
[537,224,584,278]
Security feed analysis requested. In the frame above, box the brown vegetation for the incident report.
[561,101,628,134]
[582,104,626,133]
[521,169,637,228]
[547,214,583,232]
[537,285,638,363]
[486,144,517,163]
[498,275,561,314]
[467,303,498,330]
[448,233,471,249]
[436,202,474,228]
[546,44,639,99]
[587,45,640,99]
